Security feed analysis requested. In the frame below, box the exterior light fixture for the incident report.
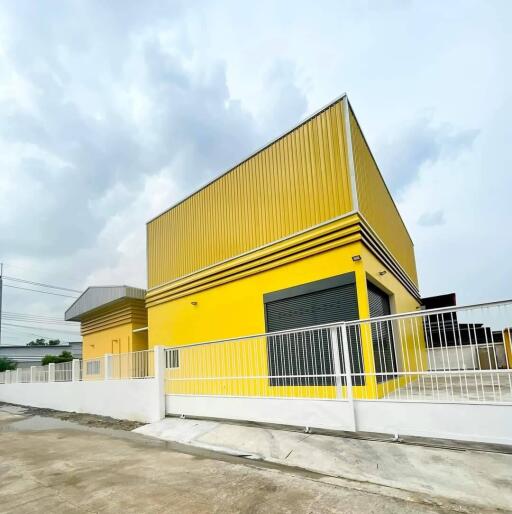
[378,270,387,276]
[191,301,198,306]
[352,255,362,262]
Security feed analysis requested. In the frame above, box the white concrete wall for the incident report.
[166,394,512,445]
[166,395,355,431]
[0,379,160,423]
[354,401,512,445]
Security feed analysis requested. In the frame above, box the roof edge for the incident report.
[64,285,146,321]
[145,92,348,225]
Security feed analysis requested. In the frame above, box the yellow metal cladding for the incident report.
[348,106,419,286]
[79,299,148,361]
[147,99,354,289]
[151,242,425,400]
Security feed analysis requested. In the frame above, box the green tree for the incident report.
[48,339,61,346]
[41,351,73,366]
[0,357,17,372]
[27,338,47,346]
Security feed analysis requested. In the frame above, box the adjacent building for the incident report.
[0,341,82,368]
[65,286,147,360]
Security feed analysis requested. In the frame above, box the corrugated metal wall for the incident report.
[80,299,147,335]
[148,100,354,289]
[349,106,419,286]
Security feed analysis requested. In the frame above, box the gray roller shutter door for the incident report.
[367,282,397,383]
[264,275,364,386]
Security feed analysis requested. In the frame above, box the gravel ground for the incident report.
[0,402,145,431]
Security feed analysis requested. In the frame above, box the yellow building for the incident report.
[145,94,424,398]
[67,94,425,398]
[65,286,148,361]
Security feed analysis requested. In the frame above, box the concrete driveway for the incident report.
[0,404,497,513]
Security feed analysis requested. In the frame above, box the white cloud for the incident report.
[0,0,511,344]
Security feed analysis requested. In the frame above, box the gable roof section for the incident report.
[65,286,146,321]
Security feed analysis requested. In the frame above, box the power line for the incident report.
[3,327,79,340]
[2,313,77,324]
[3,284,79,299]
[2,318,75,326]
[1,317,75,327]
[2,322,80,335]
[0,329,80,340]
[3,310,74,322]
[3,275,82,294]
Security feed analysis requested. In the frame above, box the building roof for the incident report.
[0,342,82,363]
[65,286,146,321]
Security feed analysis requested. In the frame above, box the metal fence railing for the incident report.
[55,361,73,382]
[164,300,512,405]
[344,300,512,403]
[165,326,350,400]
[32,365,49,383]
[0,350,157,385]
[19,368,32,383]
[81,358,104,381]
[108,349,154,380]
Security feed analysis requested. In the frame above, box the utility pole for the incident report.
[0,262,3,345]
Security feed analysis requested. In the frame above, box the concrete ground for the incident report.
[385,372,512,402]
[136,416,512,513]
[0,404,490,514]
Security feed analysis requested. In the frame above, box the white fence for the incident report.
[32,365,49,383]
[0,350,156,385]
[108,350,155,380]
[55,361,73,382]
[1,301,511,443]
[0,348,165,423]
[164,300,512,444]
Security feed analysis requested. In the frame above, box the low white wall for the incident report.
[166,395,355,431]
[0,379,160,423]
[355,400,512,445]
[166,394,512,445]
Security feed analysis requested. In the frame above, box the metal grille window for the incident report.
[86,360,101,375]
[166,349,180,369]
[367,281,397,383]
[264,274,364,386]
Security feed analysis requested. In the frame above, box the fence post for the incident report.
[330,327,344,399]
[154,346,166,421]
[5,370,10,384]
[30,366,36,383]
[48,363,56,382]
[340,324,357,432]
[104,354,111,380]
[16,368,22,383]
[72,359,81,382]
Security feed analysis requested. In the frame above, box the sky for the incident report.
[0,0,511,344]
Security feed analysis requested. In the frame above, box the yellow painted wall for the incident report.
[353,246,426,398]
[147,99,354,289]
[82,323,149,380]
[349,105,418,287]
[149,242,362,347]
[504,329,512,369]
[149,240,425,400]
[82,323,136,360]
